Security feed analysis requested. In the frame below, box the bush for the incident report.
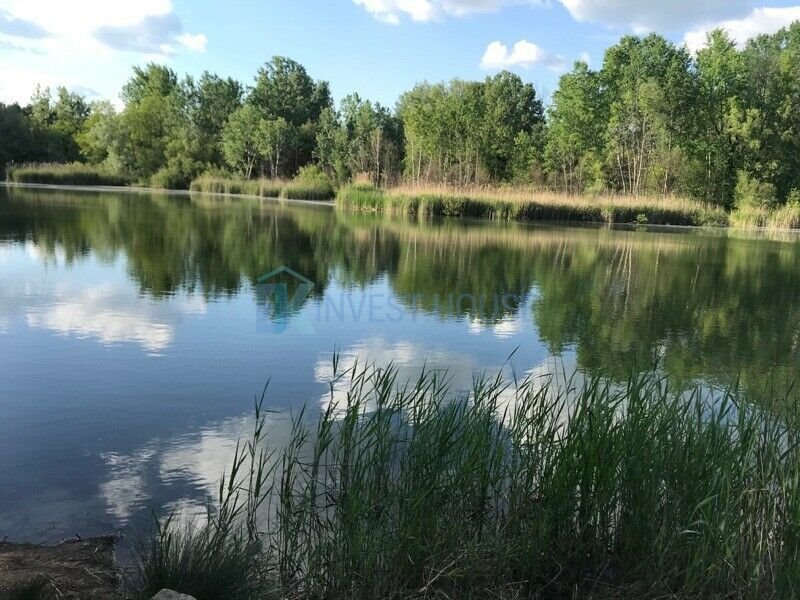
[7,163,129,186]
[734,171,777,209]
[189,174,283,198]
[280,165,335,201]
[150,167,190,190]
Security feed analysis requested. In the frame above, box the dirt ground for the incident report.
[0,537,119,600]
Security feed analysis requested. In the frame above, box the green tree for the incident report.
[222,105,264,178]
[77,101,122,166]
[314,107,350,184]
[545,61,606,193]
[600,34,693,195]
[250,56,331,125]
[689,30,744,207]
[480,71,544,181]
[121,63,179,105]
[259,117,294,178]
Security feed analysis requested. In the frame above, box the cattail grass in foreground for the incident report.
[133,362,800,599]
[6,163,129,187]
[337,184,729,228]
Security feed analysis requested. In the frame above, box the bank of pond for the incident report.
[8,165,800,230]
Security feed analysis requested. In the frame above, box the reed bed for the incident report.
[731,204,800,230]
[6,163,129,187]
[190,174,335,202]
[189,175,284,198]
[279,180,335,201]
[132,361,800,599]
[337,184,729,227]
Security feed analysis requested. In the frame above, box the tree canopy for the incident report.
[6,24,800,208]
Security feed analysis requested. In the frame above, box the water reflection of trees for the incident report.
[4,187,800,396]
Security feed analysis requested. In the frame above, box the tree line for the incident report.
[3,23,800,208]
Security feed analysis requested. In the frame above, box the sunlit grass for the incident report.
[337,183,729,227]
[189,174,285,198]
[731,204,800,230]
[132,360,800,599]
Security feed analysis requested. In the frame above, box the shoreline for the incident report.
[5,181,800,236]
[0,181,335,208]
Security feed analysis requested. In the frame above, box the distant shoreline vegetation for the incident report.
[336,183,730,228]
[5,23,800,228]
[7,163,131,187]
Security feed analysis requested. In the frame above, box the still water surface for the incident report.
[1,185,799,542]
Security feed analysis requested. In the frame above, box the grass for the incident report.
[731,204,800,230]
[189,175,284,198]
[189,174,335,202]
[131,359,800,599]
[6,163,129,187]
[336,184,730,227]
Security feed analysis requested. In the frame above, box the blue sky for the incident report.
[1,0,800,108]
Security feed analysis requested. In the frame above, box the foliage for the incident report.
[7,23,800,216]
[280,165,335,200]
[734,171,778,208]
[222,105,264,179]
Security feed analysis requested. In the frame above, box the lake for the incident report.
[1,185,799,543]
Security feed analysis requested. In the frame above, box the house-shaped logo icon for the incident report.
[255,265,315,333]
[256,266,313,287]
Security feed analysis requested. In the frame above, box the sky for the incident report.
[1,0,800,109]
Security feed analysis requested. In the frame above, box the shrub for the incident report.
[150,166,190,190]
[280,165,335,201]
[734,171,777,209]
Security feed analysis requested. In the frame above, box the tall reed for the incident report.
[133,361,800,599]
[189,175,284,198]
[336,184,729,227]
[6,163,129,187]
[731,204,800,230]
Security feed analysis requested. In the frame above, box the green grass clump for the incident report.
[133,360,800,599]
[189,174,283,198]
[280,166,335,201]
[127,516,260,600]
[335,183,386,210]
[6,163,129,187]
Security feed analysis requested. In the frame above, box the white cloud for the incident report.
[354,0,543,23]
[557,0,754,32]
[481,39,566,71]
[0,0,206,104]
[684,6,800,52]
[176,32,207,52]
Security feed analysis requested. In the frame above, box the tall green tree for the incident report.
[221,105,264,178]
[545,61,606,193]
